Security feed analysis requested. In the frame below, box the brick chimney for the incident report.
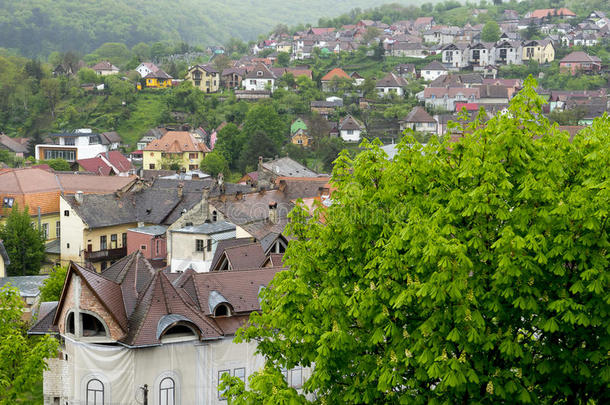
[268,201,278,224]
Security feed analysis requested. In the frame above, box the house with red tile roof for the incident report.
[321,68,351,92]
[526,8,576,20]
[77,151,135,176]
[143,131,210,171]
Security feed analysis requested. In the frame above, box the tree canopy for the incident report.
[224,77,610,403]
[481,20,501,42]
[0,204,46,276]
[39,265,68,303]
[0,285,58,404]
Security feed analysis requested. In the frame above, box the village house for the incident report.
[521,40,555,64]
[0,167,136,244]
[375,72,407,97]
[35,129,120,163]
[310,99,343,118]
[90,61,120,76]
[126,225,167,263]
[76,150,135,176]
[185,64,220,93]
[420,60,448,81]
[0,134,29,158]
[290,118,311,146]
[442,43,469,69]
[30,252,309,405]
[135,62,160,78]
[468,42,496,67]
[143,131,210,171]
[494,40,522,65]
[321,68,352,92]
[221,67,246,89]
[243,64,277,92]
[338,115,365,142]
[143,69,173,88]
[559,51,602,75]
[399,106,438,134]
[420,87,480,111]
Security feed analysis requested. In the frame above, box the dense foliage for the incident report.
[0,285,58,404]
[39,265,68,303]
[0,0,395,57]
[224,78,610,403]
[0,204,46,276]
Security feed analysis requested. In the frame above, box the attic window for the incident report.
[81,313,107,337]
[66,312,75,334]
[214,304,230,317]
[257,71,263,76]
[2,197,14,208]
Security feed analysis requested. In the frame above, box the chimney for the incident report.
[235,191,243,200]
[75,190,84,204]
[268,201,278,224]
[278,179,287,192]
[177,183,184,198]
[202,188,210,220]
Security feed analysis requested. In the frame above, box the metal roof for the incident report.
[172,221,236,235]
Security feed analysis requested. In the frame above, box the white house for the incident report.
[442,43,469,69]
[339,115,365,142]
[35,129,118,162]
[375,72,407,97]
[400,106,438,133]
[168,221,236,272]
[420,61,447,81]
[135,62,160,78]
[243,64,277,92]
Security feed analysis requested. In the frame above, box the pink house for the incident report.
[127,225,167,262]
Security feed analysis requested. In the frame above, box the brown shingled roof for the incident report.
[144,131,210,153]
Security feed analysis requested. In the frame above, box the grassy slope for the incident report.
[116,93,168,147]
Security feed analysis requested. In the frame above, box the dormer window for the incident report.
[257,71,263,76]
[214,303,230,317]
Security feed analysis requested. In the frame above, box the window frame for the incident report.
[159,376,175,405]
[195,239,205,252]
[86,378,104,405]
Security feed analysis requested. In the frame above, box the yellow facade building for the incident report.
[522,40,555,64]
[185,64,220,93]
[143,69,173,88]
[143,131,210,171]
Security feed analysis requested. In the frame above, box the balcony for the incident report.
[84,247,127,262]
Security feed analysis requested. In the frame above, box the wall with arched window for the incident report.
[81,373,111,405]
[63,309,111,341]
[154,371,181,405]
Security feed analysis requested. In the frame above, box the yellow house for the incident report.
[143,69,173,88]
[276,42,292,54]
[143,131,210,171]
[185,64,220,93]
[291,129,311,147]
[522,40,555,64]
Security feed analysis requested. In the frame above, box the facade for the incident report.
[338,115,365,142]
[442,43,469,69]
[559,51,602,75]
[375,72,407,97]
[400,107,438,133]
[168,221,236,272]
[35,130,115,162]
[77,151,135,176]
[30,255,308,405]
[494,40,522,65]
[521,40,555,64]
[143,70,173,88]
[186,65,220,93]
[243,64,277,92]
[143,131,210,171]
[420,61,447,81]
[126,225,168,262]
[90,61,119,76]
[135,62,160,78]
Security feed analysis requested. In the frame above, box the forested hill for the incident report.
[0,0,409,57]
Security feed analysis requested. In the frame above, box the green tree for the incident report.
[242,103,286,149]
[481,20,501,42]
[276,52,291,67]
[39,265,68,302]
[0,204,46,276]
[78,68,98,84]
[239,131,279,171]
[214,123,245,170]
[0,284,59,404]
[43,158,71,171]
[224,78,610,403]
[362,26,381,44]
[200,151,229,178]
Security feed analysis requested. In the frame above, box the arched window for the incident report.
[86,379,104,405]
[212,210,217,222]
[159,377,175,405]
[81,313,107,337]
[66,312,75,335]
[214,303,230,317]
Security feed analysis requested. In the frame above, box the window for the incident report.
[141,245,147,251]
[64,138,75,146]
[149,164,156,170]
[86,379,104,405]
[282,367,303,389]
[347,130,354,135]
[194,80,201,86]
[218,370,231,400]
[2,197,14,208]
[44,150,75,161]
[56,221,61,238]
[189,152,198,159]
[189,164,198,170]
[207,239,212,252]
[122,233,127,248]
[196,239,204,252]
[89,136,99,145]
[110,234,117,249]
[159,377,175,405]
[234,368,246,383]
[100,235,107,250]
[42,223,49,239]
[214,304,230,317]
[100,261,107,271]
[212,211,217,222]
[156,240,160,255]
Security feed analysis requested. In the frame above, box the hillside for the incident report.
[0,0,416,57]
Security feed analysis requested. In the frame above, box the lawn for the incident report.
[116,92,168,148]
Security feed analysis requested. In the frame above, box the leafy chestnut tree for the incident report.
[223,78,610,404]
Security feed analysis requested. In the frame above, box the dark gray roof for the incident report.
[422,61,446,71]
[45,239,61,255]
[171,221,235,235]
[127,225,168,236]
[28,301,58,335]
[0,241,9,265]
[0,275,49,297]
[262,157,319,178]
